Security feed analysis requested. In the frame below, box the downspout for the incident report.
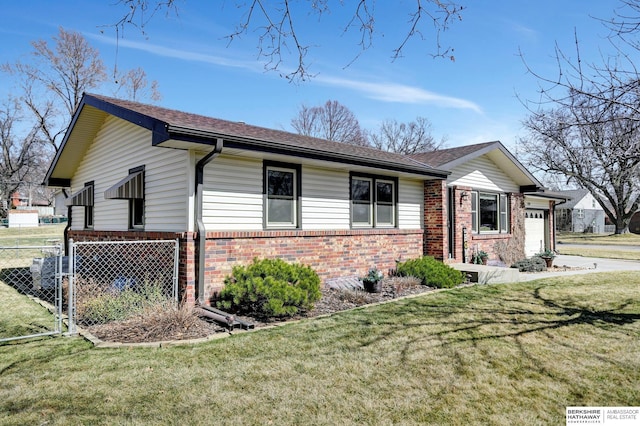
[195,139,223,305]
[552,198,568,252]
[62,189,71,256]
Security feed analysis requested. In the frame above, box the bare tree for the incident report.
[368,116,445,154]
[112,0,465,82]
[0,98,52,216]
[520,92,640,234]
[291,100,368,146]
[114,67,162,102]
[2,27,108,152]
[519,0,640,233]
[2,28,163,153]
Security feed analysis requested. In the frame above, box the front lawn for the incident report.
[557,231,640,245]
[1,272,639,425]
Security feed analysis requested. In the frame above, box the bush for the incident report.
[217,258,322,318]
[511,256,547,272]
[395,256,465,289]
[77,278,167,325]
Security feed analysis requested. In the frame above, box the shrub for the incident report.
[217,258,322,318]
[77,278,167,325]
[395,256,465,289]
[511,256,547,272]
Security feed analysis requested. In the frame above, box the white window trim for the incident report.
[351,176,374,228]
[471,190,510,234]
[375,179,396,228]
[265,165,298,229]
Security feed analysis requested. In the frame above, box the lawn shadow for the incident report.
[345,283,640,368]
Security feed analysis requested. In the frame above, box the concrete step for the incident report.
[450,263,520,284]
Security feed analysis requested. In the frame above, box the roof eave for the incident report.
[166,125,450,179]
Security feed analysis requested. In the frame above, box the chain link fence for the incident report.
[0,244,64,343]
[68,239,179,331]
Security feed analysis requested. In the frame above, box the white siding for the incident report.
[574,193,602,210]
[398,178,424,229]
[70,116,190,232]
[525,197,550,210]
[201,158,424,231]
[202,155,263,230]
[301,166,350,230]
[448,156,519,193]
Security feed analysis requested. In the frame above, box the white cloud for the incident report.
[87,32,482,113]
[87,33,261,71]
[317,75,483,113]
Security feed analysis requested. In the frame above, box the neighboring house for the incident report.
[554,189,605,233]
[45,94,563,305]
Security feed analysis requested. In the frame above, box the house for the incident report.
[45,93,563,305]
[554,189,606,233]
[409,142,566,261]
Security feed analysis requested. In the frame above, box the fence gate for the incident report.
[0,244,64,343]
[0,239,178,343]
[67,239,179,333]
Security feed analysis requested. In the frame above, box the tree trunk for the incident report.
[615,218,630,234]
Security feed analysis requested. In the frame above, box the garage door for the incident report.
[524,210,545,257]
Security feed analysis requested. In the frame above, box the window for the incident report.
[66,181,94,229]
[351,175,397,228]
[265,163,299,228]
[85,205,94,229]
[376,180,395,226]
[129,198,144,229]
[105,166,145,230]
[576,209,584,219]
[471,191,509,233]
[352,177,373,226]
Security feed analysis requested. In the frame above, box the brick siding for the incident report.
[69,228,424,305]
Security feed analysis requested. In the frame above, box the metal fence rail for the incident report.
[0,245,64,343]
[68,239,179,332]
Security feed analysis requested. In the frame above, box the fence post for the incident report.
[173,238,179,302]
[56,245,63,334]
[67,238,76,335]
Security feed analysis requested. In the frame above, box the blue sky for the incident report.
[0,1,631,151]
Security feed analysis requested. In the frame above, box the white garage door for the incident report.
[524,210,546,257]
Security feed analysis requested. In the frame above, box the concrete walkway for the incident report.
[452,255,640,284]
[518,254,640,281]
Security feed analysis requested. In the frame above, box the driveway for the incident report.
[519,254,640,281]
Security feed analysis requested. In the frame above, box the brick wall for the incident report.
[423,180,448,260]
[200,229,424,303]
[452,186,472,262]
[68,228,424,305]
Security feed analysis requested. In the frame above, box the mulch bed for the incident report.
[87,277,437,344]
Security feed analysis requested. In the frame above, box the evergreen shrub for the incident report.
[395,256,465,289]
[217,258,321,318]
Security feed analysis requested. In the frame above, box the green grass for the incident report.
[556,246,640,260]
[557,231,640,246]
[0,223,65,246]
[1,272,639,425]
[0,281,61,340]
